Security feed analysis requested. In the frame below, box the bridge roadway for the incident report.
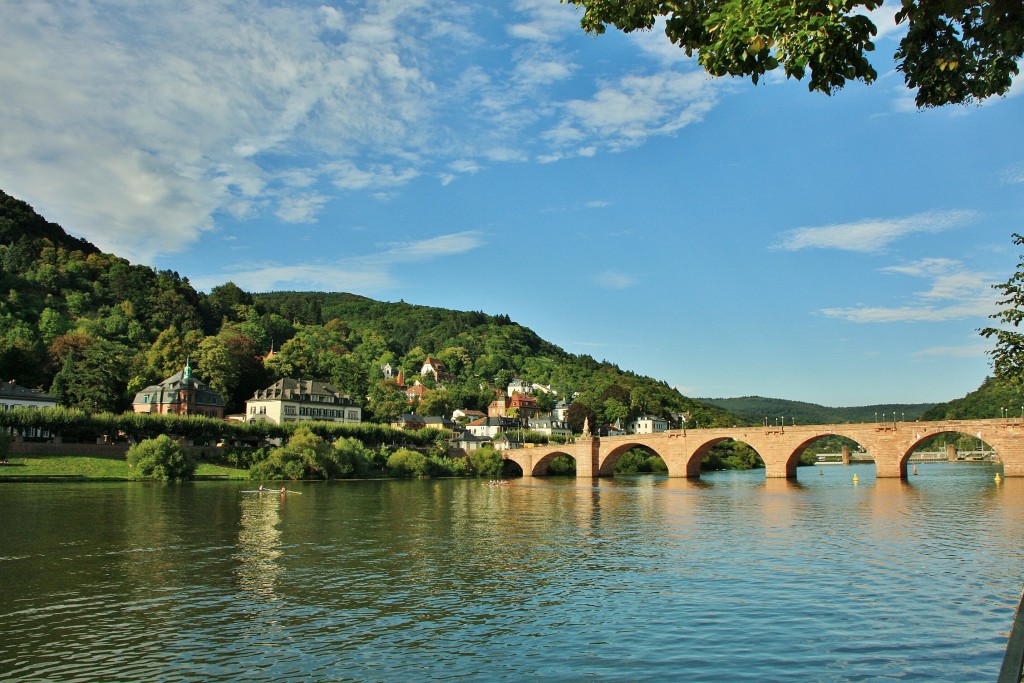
[501,418,1024,479]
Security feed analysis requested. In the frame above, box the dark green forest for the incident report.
[0,189,734,429]
[698,396,937,425]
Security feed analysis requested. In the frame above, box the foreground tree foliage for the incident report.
[564,0,1023,106]
[126,435,196,481]
[982,233,1024,387]
[250,427,368,481]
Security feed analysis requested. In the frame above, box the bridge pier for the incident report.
[575,437,600,478]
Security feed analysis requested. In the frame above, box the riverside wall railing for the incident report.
[999,587,1024,683]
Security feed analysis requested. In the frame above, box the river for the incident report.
[1,463,1021,681]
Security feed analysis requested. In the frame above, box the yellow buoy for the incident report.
[995,472,1002,483]
[853,474,859,483]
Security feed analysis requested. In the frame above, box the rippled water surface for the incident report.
[2,464,1023,681]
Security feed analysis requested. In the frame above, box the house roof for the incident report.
[509,393,540,408]
[251,378,353,404]
[0,380,58,404]
[133,364,224,407]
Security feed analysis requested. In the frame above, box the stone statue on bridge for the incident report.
[582,417,591,437]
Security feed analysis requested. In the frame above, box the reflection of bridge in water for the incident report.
[502,418,1024,479]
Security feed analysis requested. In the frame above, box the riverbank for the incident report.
[0,452,247,481]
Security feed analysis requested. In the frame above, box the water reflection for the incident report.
[3,470,1023,681]
[235,492,285,601]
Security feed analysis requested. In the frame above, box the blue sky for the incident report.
[2,0,1022,406]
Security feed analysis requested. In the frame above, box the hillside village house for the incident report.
[391,414,455,430]
[1,380,59,412]
[452,408,485,423]
[132,362,225,418]
[526,415,572,439]
[487,393,508,417]
[246,378,361,425]
[420,356,453,383]
[508,393,541,418]
[452,430,491,452]
[1,380,59,440]
[466,416,520,439]
[630,414,669,434]
[506,378,532,396]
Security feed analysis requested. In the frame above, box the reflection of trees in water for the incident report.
[236,495,283,601]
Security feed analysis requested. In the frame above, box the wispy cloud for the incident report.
[820,258,998,323]
[594,270,636,289]
[193,230,485,292]
[776,210,976,253]
[0,0,718,264]
[508,0,582,42]
[914,341,992,358]
[541,71,719,161]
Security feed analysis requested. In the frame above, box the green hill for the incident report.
[919,376,1024,421]
[0,188,734,429]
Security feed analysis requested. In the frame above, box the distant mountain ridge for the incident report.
[697,396,936,425]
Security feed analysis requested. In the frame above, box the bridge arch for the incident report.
[598,444,671,475]
[522,449,575,477]
[598,442,665,476]
[784,431,870,477]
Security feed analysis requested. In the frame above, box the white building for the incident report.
[1,380,59,440]
[507,378,532,396]
[466,416,519,438]
[246,378,361,425]
[630,414,669,434]
[526,416,572,439]
[0,380,59,411]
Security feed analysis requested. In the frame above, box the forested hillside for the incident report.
[920,376,1024,421]
[698,396,936,425]
[0,189,734,428]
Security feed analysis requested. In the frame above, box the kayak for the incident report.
[241,489,301,494]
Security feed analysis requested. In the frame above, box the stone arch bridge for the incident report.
[501,419,1024,479]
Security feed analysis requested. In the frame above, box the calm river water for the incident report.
[1,463,1022,681]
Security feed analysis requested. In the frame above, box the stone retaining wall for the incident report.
[10,441,130,457]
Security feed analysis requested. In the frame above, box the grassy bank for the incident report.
[0,453,248,481]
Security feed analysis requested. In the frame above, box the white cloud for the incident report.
[372,230,486,264]
[594,270,636,289]
[327,161,421,191]
[193,230,485,292]
[820,258,998,323]
[275,193,328,223]
[508,0,581,42]
[0,0,718,264]
[859,4,905,41]
[544,71,719,156]
[1004,165,1024,185]
[777,210,977,253]
[0,0,450,261]
[914,342,991,358]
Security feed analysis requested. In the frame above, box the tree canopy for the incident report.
[564,0,1023,107]
[981,233,1024,387]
